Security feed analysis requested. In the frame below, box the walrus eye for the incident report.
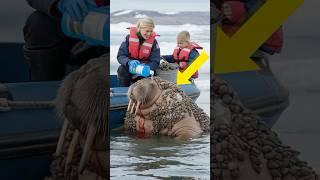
[149,82,155,89]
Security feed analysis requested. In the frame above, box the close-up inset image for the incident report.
[0,0,109,179]
[212,0,320,179]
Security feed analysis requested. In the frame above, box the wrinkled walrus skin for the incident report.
[124,77,210,140]
[47,54,109,180]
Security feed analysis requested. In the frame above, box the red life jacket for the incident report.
[222,0,246,25]
[220,0,283,54]
[172,43,203,78]
[262,27,283,54]
[128,27,157,63]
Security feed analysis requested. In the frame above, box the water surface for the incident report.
[110,133,210,179]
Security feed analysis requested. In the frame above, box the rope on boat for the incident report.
[110,92,127,96]
[109,88,127,96]
[0,92,125,112]
[0,98,55,111]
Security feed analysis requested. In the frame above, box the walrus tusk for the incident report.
[64,129,80,176]
[134,101,141,116]
[79,125,96,174]
[127,99,132,112]
[130,102,136,114]
[55,120,69,156]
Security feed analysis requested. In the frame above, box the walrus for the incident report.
[124,77,209,139]
[212,77,319,180]
[46,55,108,180]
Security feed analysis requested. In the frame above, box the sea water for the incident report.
[110,23,210,179]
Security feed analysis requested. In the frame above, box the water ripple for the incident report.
[110,134,210,179]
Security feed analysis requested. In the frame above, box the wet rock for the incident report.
[159,61,179,71]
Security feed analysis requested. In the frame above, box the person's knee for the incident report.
[117,65,131,86]
[23,11,63,49]
[117,65,129,78]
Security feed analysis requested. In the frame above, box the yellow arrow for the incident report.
[214,0,304,74]
[177,51,209,85]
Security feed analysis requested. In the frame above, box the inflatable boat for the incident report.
[217,55,289,127]
[218,70,289,126]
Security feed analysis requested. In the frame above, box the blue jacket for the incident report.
[117,35,160,70]
[162,49,199,66]
[26,0,60,17]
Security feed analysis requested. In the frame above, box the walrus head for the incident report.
[55,56,108,137]
[55,54,108,176]
[127,78,162,115]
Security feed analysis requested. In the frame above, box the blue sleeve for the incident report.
[117,35,131,66]
[145,40,160,70]
[26,0,60,17]
[187,49,199,66]
[161,55,175,63]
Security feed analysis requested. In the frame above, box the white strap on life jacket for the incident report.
[182,48,191,52]
[142,42,153,48]
[129,37,139,42]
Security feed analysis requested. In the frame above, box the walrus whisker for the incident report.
[55,120,69,156]
[64,129,80,176]
[135,101,141,115]
[79,125,95,174]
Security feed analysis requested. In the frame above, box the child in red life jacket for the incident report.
[161,31,202,79]
[213,0,283,55]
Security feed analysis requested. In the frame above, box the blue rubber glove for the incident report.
[128,60,140,74]
[58,0,88,21]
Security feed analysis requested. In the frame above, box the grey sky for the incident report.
[110,0,209,12]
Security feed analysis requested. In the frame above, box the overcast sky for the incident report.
[110,0,209,12]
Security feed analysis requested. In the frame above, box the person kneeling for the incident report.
[116,17,160,87]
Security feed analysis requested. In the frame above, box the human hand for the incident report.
[128,60,140,67]
[160,58,168,65]
[58,0,88,21]
[128,60,140,73]
[179,62,187,70]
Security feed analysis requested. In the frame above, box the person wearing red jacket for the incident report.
[162,31,203,79]
[117,17,160,87]
[213,0,283,56]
